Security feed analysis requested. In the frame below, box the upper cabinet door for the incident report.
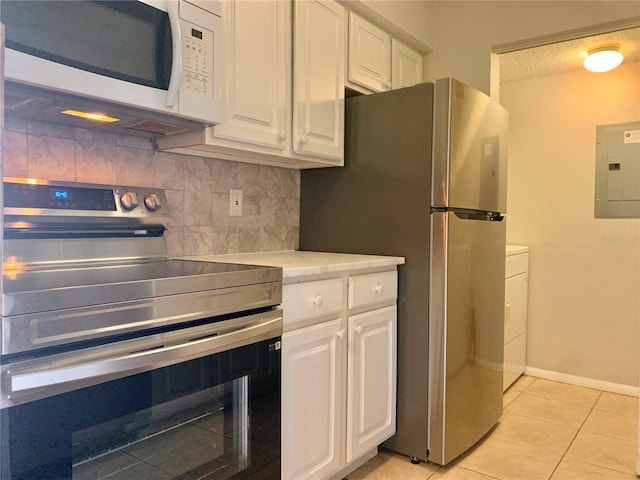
[293,0,345,162]
[391,39,423,89]
[347,12,391,93]
[213,0,290,151]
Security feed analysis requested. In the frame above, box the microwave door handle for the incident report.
[165,0,182,108]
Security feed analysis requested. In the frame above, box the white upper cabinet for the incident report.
[293,0,345,161]
[347,13,391,92]
[157,0,345,169]
[213,0,289,151]
[347,12,423,94]
[391,39,423,89]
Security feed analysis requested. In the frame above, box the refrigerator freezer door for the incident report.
[428,210,505,465]
[432,78,509,213]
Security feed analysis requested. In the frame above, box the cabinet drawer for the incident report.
[505,253,528,278]
[348,271,397,309]
[283,278,344,327]
[504,332,526,391]
[505,272,528,344]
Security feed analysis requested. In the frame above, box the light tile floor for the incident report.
[346,376,639,480]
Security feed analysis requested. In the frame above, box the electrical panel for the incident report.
[594,121,640,218]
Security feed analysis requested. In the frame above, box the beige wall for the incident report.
[500,61,640,387]
[425,1,640,94]
[2,118,300,257]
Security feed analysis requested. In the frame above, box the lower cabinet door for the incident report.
[281,318,345,480]
[347,306,397,462]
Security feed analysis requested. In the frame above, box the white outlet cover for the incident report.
[230,189,243,216]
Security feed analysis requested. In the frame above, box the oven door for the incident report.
[0,311,281,480]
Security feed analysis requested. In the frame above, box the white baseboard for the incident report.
[524,367,639,397]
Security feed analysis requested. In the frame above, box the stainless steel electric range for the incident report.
[0,177,283,480]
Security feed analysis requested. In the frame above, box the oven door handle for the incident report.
[6,312,281,396]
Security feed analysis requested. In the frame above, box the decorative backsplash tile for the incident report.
[2,121,300,256]
[115,147,185,190]
[26,135,76,180]
[184,226,214,256]
[76,141,117,184]
[2,130,27,177]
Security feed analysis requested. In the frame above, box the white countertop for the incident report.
[506,245,529,256]
[184,250,405,279]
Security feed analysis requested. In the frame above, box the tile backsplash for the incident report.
[2,118,300,256]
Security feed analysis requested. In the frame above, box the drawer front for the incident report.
[283,278,344,327]
[504,332,526,391]
[505,272,528,343]
[505,253,528,278]
[348,270,397,309]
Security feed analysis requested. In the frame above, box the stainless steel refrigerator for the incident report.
[299,78,508,465]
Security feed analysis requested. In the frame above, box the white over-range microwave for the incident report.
[1,0,221,137]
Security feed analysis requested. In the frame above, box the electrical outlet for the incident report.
[229,189,243,216]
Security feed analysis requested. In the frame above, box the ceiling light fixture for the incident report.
[582,44,624,73]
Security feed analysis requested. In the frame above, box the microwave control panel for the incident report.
[181,22,213,98]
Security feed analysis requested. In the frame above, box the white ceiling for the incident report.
[500,27,640,83]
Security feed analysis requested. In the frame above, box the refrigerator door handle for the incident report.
[452,211,504,222]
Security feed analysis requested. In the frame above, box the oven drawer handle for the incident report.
[6,314,281,395]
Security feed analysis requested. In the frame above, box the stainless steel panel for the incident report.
[428,211,448,461]
[3,281,282,355]
[1,309,282,408]
[3,236,168,269]
[1,26,4,365]
[3,259,282,316]
[432,78,509,213]
[3,177,171,225]
[429,211,505,464]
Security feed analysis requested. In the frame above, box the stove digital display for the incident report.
[51,188,71,200]
[4,183,117,211]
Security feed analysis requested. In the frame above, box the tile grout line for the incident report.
[545,389,605,479]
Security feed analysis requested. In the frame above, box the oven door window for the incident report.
[1,1,172,90]
[0,339,280,480]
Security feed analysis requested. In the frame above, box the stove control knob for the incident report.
[120,192,139,211]
[144,193,162,212]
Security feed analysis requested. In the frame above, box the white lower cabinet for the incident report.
[347,306,396,462]
[504,246,529,391]
[282,319,344,480]
[281,268,398,479]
